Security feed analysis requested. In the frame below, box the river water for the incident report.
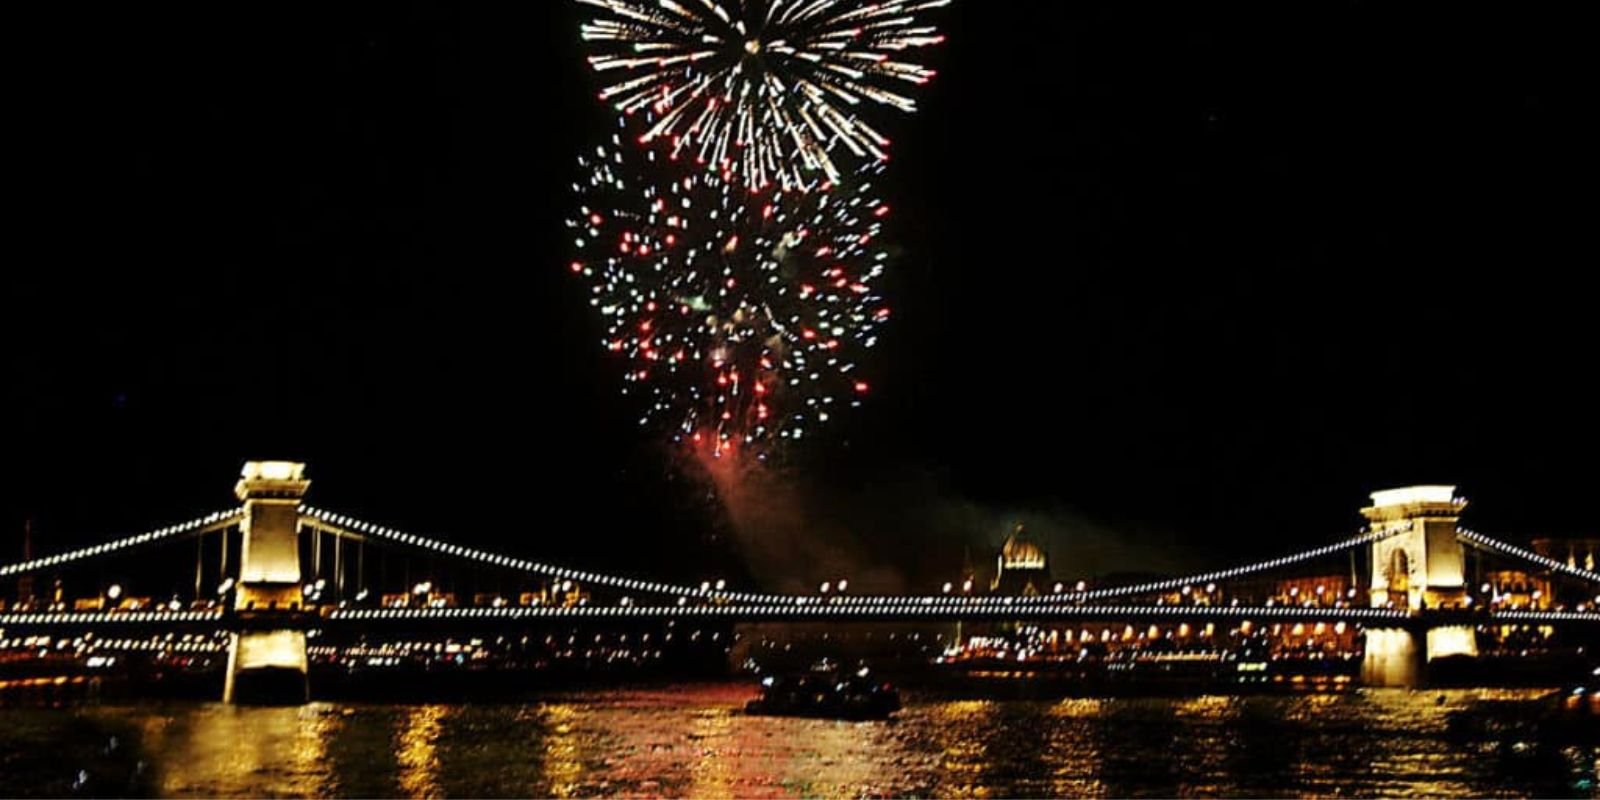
[4,685,1596,797]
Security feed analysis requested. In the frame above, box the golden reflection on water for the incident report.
[394,705,448,799]
[1170,695,1243,797]
[795,719,902,798]
[1045,698,1106,797]
[136,703,342,797]
[1279,691,1342,723]
[685,709,736,799]
[1048,697,1106,719]
[537,703,584,798]
[1172,694,1240,719]
[920,699,996,797]
[75,685,1592,798]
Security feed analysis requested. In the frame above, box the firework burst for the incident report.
[578,0,949,192]
[568,134,893,460]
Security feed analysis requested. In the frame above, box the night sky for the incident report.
[9,3,1593,591]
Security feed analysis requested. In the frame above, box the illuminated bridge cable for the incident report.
[1486,610,1600,624]
[316,604,1600,625]
[300,507,1394,611]
[1064,528,1396,603]
[1,605,1593,629]
[810,526,1391,607]
[0,511,242,579]
[299,508,787,605]
[1457,528,1600,586]
[325,604,1421,623]
[0,610,225,626]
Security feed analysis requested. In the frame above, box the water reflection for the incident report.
[1045,699,1106,798]
[685,709,736,799]
[394,705,448,799]
[129,703,341,797]
[74,686,1592,798]
[536,703,584,798]
[1169,695,1240,796]
[921,699,996,795]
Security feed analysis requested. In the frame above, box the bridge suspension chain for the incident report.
[1457,528,1600,586]
[0,511,242,579]
[301,507,1393,610]
[1483,609,1600,624]
[300,508,786,604]
[0,610,224,626]
[1063,528,1396,603]
[325,603,1423,624]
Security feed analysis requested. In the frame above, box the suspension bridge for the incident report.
[2,462,1597,702]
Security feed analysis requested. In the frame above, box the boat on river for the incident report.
[745,661,901,720]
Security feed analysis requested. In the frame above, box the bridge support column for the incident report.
[224,461,310,705]
[224,629,308,704]
[1361,486,1480,687]
[1361,628,1422,688]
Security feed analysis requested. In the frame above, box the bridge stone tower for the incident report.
[1360,485,1478,687]
[224,460,310,704]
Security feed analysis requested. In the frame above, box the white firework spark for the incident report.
[567,134,894,460]
[578,0,950,192]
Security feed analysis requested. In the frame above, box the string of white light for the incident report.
[1488,610,1600,623]
[1068,528,1395,603]
[325,604,1415,622]
[0,511,241,578]
[0,610,224,625]
[301,508,784,604]
[1457,528,1600,585]
[2,604,1586,628]
[303,506,1392,610]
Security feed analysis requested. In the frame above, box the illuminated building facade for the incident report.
[991,524,1051,596]
[1535,538,1599,573]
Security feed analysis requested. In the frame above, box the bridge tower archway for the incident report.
[224,460,311,704]
[1360,485,1478,687]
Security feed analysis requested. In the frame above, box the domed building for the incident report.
[992,523,1052,596]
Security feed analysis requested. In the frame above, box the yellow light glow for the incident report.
[397,705,448,798]
[1368,485,1455,507]
[241,461,305,481]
